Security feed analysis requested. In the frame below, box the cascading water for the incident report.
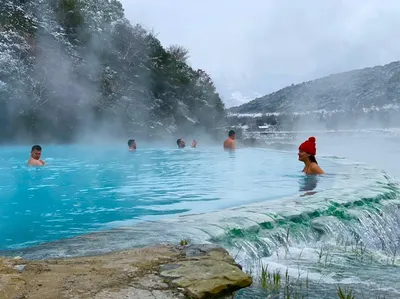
[222,185,400,261]
[227,179,400,298]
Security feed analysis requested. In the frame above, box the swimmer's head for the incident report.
[177,138,185,148]
[298,137,318,164]
[31,145,42,160]
[228,130,236,140]
[128,139,136,149]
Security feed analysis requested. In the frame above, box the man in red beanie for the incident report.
[298,137,324,175]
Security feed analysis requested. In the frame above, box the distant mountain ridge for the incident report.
[229,61,400,115]
[228,61,400,131]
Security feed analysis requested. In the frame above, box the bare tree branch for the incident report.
[167,44,190,63]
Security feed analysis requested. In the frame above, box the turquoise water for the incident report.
[0,145,335,251]
[2,143,400,298]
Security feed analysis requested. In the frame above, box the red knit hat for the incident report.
[299,136,316,155]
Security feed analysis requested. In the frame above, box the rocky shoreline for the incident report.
[0,244,252,299]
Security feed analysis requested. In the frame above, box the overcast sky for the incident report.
[120,0,400,107]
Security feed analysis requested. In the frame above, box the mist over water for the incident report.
[4,1,400,298]
[1,0,226,145]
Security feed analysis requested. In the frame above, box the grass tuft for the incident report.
[179,239,190,246]
[337,286,355,299]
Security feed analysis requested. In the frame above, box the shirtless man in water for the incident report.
[177,138,186,148]
[223,130,236,150]
[128,139,136,151]
[28,145,45,166]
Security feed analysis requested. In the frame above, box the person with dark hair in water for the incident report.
[128,139,136,151]
[28,145,45,166]
[177,138,185,148]
[298,136,324,175]
[223,130,236,150]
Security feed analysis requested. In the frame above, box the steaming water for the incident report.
[1,144,400,298]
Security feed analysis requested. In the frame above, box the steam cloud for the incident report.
[0,0,227,146]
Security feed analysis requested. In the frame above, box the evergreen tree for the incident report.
[0,0,226,142]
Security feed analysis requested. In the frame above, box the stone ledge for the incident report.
[0,244,252,299]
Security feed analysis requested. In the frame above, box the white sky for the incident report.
[120,0,400,107]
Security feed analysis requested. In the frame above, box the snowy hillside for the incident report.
[228,61,400,131]
[0,0,225,142]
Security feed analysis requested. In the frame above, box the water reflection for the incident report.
[299,175,318,196]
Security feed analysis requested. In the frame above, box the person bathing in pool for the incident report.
[298,137,324,175]
[177,139,197,148]
[177,138,185,148]
[28,145,45,166]
[128,139,136,151]
[223,130,236,150]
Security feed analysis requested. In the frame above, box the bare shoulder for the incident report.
[224,139,235,149]
[223,139,230,147]
[310,163,324,174]
[28,159,44,166]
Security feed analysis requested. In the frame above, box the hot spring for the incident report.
[1,144,400,298]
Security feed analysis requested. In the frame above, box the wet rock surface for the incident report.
[0,244,252,299]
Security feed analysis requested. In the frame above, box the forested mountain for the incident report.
[0,0,226,143]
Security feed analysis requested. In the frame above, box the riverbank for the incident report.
[0,244,252,299]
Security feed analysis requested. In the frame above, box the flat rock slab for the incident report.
[0,244,252,299]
